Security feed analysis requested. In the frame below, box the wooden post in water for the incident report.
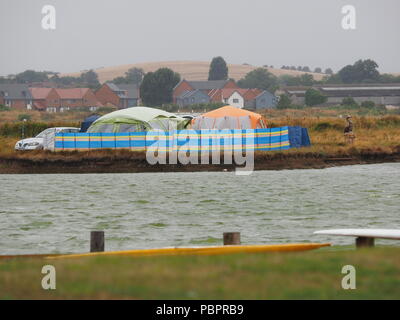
[356,237,374,248]
[90,231,105,252]
[223,232,241,245]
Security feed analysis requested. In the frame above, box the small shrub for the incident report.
[17,114,32,121]
[0,105,10,112]
[341,97,358,107]
[276,94,292,109]
[305,89,327,106]
[360,101,375,109]
[97,107,117,114]
[313,122,333,131]
[41,113,56,121]
[313,121,342,131]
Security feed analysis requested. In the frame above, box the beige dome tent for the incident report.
[88,106,190,133]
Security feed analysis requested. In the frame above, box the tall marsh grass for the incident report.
[0,122,80,138]
[0,113,399,158]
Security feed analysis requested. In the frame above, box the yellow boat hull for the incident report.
[0,243,330,260]
[49,243,330,260]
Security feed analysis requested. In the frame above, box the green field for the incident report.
[1,247,399,299]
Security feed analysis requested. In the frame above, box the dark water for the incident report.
[0,163,399,254]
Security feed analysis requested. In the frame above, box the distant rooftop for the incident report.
[29,87,54,99]
[55,88,90,99]
[0,83,32,99]
[321,86,400,91]
[185,80,232,91]
[282,83,400,98]
[107,83,139,99]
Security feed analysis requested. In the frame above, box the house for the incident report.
[0,84,33,109]
[95,83,140,109]
[209,88,245,108]
[29,87,101,112]
[173,79,238,103]
[209,88,278,109]
[30,87,60,111]
[280,84,400,106]
[174,78,277,109]
[251,90,278,110]
[55,88,101,112]
[176,90,210,108]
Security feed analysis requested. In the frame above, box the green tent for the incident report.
[87,106,190,133]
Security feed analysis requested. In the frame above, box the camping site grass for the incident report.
[1,113,400,159]
[1,247,400,299]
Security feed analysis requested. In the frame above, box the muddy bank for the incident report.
[0,147,399,174]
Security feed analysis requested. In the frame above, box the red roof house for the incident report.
[55,88,101,112]
[173,79,238,103]
[29,87,102,112]
[29,87,60,111]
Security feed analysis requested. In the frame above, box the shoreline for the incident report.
[0,148,399,174]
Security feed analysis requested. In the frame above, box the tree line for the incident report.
[1,57,399,110]
[0,69,101,89]
[280,65,333,75]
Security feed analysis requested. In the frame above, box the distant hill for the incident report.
[61,61,326,83]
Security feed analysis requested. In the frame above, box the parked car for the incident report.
[15,127,80,151]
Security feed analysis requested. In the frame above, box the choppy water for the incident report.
[0,163,399,254]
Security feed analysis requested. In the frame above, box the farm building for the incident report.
[280,84,400,106]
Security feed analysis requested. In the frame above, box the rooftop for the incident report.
[29,87,54,99]
[179,79,233,91]
[320,86,400,91]
[55,88,90,99]
[0,84,32,99]
[209,88,264,101]
[106,83,139,99]
[283,84,400,97]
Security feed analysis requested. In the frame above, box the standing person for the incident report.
[344,115,355,144]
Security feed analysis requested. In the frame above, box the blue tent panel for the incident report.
[288,126,311,148]
[301,127,311,147]
[288,126,301,148]
[80,114,100,133]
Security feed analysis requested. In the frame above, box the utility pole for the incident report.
[22,118,27,139]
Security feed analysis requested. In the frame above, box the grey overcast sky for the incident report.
[0,0,399,76]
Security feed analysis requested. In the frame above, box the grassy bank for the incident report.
[1,247,399,299]
[0,115,399,173]
[1,146,399,174]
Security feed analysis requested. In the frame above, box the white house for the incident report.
[208,88,278,109]
[225,91,244,109]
